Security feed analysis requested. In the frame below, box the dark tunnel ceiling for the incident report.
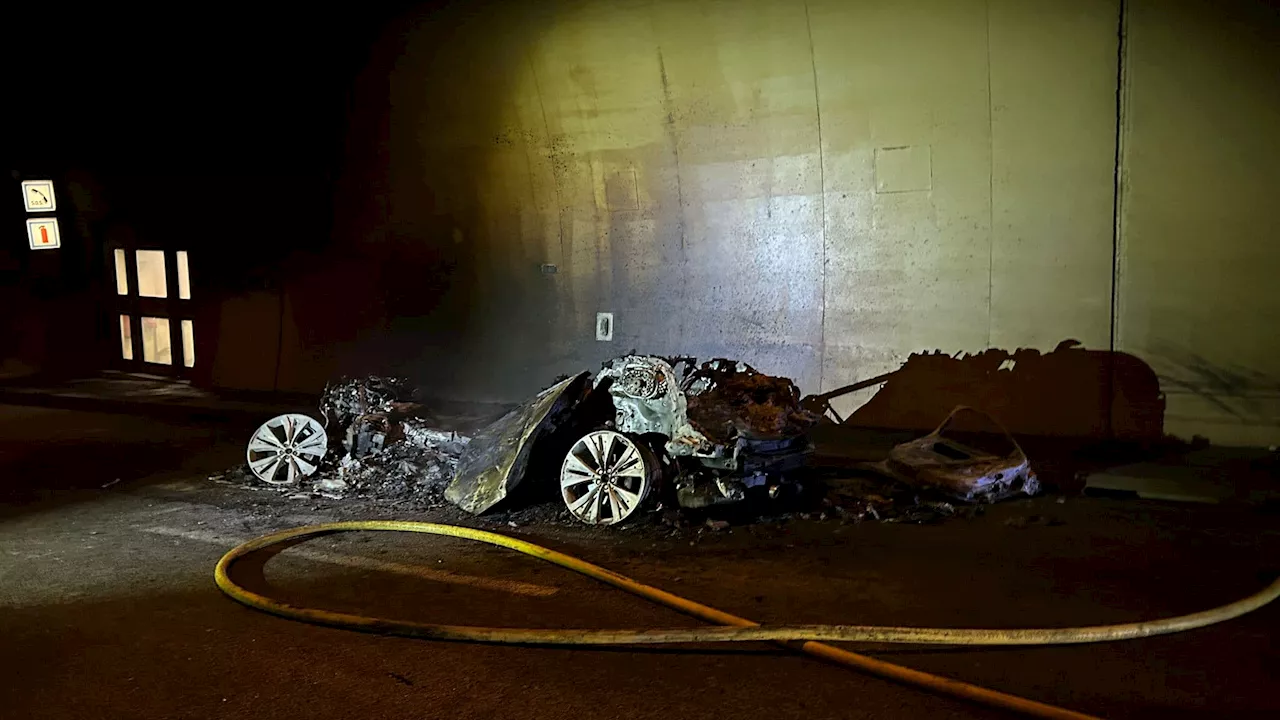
[3,2,426,173]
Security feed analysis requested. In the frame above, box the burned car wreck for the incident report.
[239,364,1038,526]
[446,356,820,525]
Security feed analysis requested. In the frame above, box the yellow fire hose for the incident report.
[216,521,1280,720]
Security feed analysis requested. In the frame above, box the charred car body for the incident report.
[446,356,819,525]
[805,375,1041,504]
[877,406,1040,503]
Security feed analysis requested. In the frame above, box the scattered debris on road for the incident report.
[821,474,970,524]
[1004,514,1065,528]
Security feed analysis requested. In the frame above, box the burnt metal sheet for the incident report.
[445,373,590,514]
[878,406,1039,503]
[800,371,900,424]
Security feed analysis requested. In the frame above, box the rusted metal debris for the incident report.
[874,406,1040,503]
[343,401,438,458]
[319,376,420,430]
[684,359,819,444]
[800,371,900,424]
[320,375,456,462]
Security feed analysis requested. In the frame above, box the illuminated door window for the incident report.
[135,250,168,298]
[181,320,195,368]
[114,249,129,295]
[141,317,172,365]
[116,250,194,369]
[177,251,192,300]
[119,315,133,360]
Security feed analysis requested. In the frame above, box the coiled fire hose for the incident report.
[216,521,1280,720]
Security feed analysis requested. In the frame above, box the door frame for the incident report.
[108,245,194,378]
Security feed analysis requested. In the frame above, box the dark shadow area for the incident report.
[1,2,426,393]
[826,340,1164,440]
[284,1,562,399]
[806,341,1168,490]
[0,405,247,522]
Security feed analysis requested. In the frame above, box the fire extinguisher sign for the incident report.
[26,218,61,250]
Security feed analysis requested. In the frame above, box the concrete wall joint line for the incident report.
[804,0,828,391]
[985,0,995,349]
[1107,0,1130,438]
[1110,0,1130,355]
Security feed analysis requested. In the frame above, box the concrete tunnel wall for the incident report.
[263,0,1280,445]
[318,0,1119,399]
[1116,0,1280,446]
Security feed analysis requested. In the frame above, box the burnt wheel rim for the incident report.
[246,413,328,485]
[561,430,650,525]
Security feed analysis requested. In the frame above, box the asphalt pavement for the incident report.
[1,404,1277,719]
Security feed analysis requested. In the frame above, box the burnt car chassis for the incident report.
[445,356,819,525]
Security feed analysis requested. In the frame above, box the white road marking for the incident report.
[138,526,558,597]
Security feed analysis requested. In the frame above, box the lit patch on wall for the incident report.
[119,315,133,360]
[114,249,129,295]
[141,316,172,365]
[136,250,168,298]
[874,145,932,194]
[181,319,195,368]
[177,251,192,300]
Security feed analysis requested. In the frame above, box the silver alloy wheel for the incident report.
[246,413,328,485]
[560,430,652,525]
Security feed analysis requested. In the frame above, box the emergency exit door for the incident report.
[110,248,195,376]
